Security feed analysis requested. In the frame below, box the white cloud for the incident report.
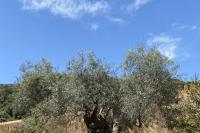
[20,0,109,19]
[90,23,99,31]
[147,35,181,59]
[172,23,200,31]
[19,0,154,22]
[107,16,124,23]
[127,0,152,11]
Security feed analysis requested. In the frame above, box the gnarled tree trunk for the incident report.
[83,104,114,133]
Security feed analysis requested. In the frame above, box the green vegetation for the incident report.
[166,84,200,133]
[0,46,199,133]
[0,84,16,122]
[120,47,179,129]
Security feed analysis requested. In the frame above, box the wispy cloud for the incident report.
[172,23,200,31]
[127,0,152,11]
[19,0,154,20]
[147,34,181,59]
[20,0,109,19]
[107,16,124,24]
[90,23,99,31]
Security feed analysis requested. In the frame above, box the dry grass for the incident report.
[0,119,172,133]
[0,120,22,133]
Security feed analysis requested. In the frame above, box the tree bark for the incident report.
[83,105,113,133]
[138,103,142,128]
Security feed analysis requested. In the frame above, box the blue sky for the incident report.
[0,0,200,83]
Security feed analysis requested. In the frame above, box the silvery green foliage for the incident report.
[15,75,85,133]
[14,59,56,117]
[64,52,122,133]
[13,53,121,133]
[67,52,119,110]
[120,47,178,128]
[67,52,120,121]
[41,52,120,132]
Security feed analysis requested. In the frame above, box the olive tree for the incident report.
[12,53,121,133]
[66,52,121,133]
[120,47,178,129]
[12,74,84,133]
[13,59,56,118]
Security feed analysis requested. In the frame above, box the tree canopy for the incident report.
[1,46,199,133]
[120,47,179,128]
